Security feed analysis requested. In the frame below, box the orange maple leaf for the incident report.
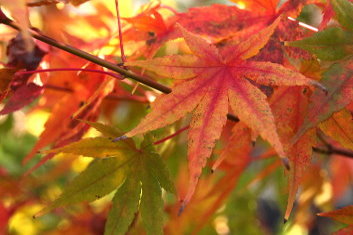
[319,205,353,225]
[318,205,353,234]
[124,17,324,205]
[270,86,316,220]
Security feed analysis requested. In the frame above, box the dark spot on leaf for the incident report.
[146,38,157,46]
[79,101,85,107]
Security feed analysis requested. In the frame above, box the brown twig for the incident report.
[3,11,353,161]
[0,15,240,122]
[313,146,353,159]
[0,17,171,93]
[312,130,353,158]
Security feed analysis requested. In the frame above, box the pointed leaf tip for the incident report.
[34,209,44,218]
[178,201,186,216]
[282,157,290,171]
[112,135,128,142]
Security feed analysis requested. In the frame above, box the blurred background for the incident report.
[0,0,352,234]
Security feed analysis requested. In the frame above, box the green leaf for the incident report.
[37,133,174,235]
[286,27,353,61]
[293,61,353,142]
[332,0,353,31]
[142,139,176,194]
[105,177,141,235]
[45,137,132,158]
[139,158,165,235]
[38,157,130,216]
[144,152,176,194]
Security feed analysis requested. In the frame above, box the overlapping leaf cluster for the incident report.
[0,0,353,234]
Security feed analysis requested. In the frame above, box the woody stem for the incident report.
[0,15,240,122]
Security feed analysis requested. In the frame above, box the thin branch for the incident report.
[114,0,126,63]
[311,130,353,159]
[313,146,353,159]
[0,15,240,122]
[0,17,172,93]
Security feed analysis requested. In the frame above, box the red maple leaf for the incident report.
[123,17,326,205]
[124,17,325,205]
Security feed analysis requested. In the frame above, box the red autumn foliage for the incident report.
[0,0,353,234]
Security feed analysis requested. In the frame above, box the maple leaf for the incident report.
[270,86,316,219]
[23,63,114,167]
[331,0,353,32]
[320,109,353,151]
[293,61,353,143]
[177,0,303,44]
[318,205,353,226]
[0,33,47,114]
[0,68,16,102]
[227,0,315,62]
[0,0,33,50]
[288,0,353,60]
[193,122,252,231]
[39,126,174,235]
[122,2,177,58]
[177,4,266,41]
[124,18,324,205]
[0,83,43,115]
[287,27,353,61]
[315,0,353,31]
[318,0,335,30]
[105,176,141,235]
[36,156,129,217]
[212,122,252,171]
[330,155,353,201]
